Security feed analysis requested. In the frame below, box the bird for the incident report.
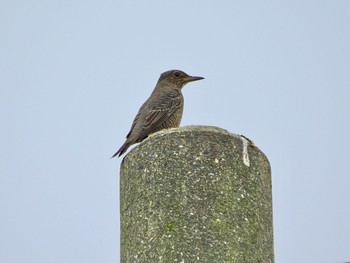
[112,69,204,158]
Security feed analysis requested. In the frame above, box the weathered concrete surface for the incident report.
[120,126,273,263]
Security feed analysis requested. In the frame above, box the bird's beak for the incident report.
[187,76,204,82]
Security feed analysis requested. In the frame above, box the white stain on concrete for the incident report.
[241,136,250,167]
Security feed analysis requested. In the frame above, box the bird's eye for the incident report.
[174,71,180,77]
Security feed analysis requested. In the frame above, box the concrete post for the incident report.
[120,126,273,263]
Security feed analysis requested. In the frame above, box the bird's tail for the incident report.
[111,141,131,158]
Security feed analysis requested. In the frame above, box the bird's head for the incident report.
[158,70,204,89]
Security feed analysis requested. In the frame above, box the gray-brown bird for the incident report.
[112,69,204,158]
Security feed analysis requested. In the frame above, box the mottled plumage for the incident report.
[112,70,204,158]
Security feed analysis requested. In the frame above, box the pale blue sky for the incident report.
[1,1,350,262]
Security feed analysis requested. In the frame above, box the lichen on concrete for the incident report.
[120,126,273,263]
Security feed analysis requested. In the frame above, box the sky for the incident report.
[1,1,350,262]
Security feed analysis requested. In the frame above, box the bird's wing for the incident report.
[143,89,182,131]
[126,111,141,138]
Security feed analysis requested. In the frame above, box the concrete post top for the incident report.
[145,125,245,142]
[122,125,269,170]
